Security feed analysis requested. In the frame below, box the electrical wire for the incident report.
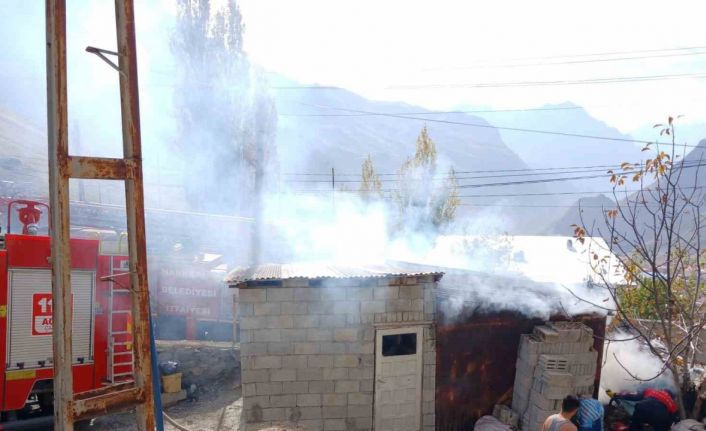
[283,161,705,183]
[286,160,706,192]
[423,50,706,70]
[290,102,701,148]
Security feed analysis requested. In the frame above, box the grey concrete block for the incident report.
[240,289,266,303]
[294,342,320,355]
[360,379,374,392]
[348,366,374,380]
[322,393,347,406]
[308,355,334,368]
[294,287,320,301]
[320,315,347,328]
[309,381,335,393]
[242,369,269,383]
[346,287,373,301]
[252,328,281,343]
[297,393,322,407]
[282,355,309,369]
[297,368,324,381]
[322,406,347,419]
[281,301,310,315]
[399,285,423,299]
[243,383,257,397]
[374,286,399,299]
[269,394,296,408]
[267,315,294,329]
[239,303,254,317]
[270,368,297,382]
[348,393,373,405]
[324,419,347,430]
[320,342,347,354]
[256,382,283,395]
[243,395,270,410]
[307,328,333,341]
[347,404,372,418]
[254,302,281,316]
[333,301,359,314]
[292,315,320,329]
[241,342,268,357]
[253,355,282,369]
[360,301,385,314]
[282,381,309,394]
[334,355,360,368]
[267,288,294,302]
[281,328,308,341]
[291,406,323,420]
[387,299,412,312]
[323,367,349,380]
[267,342,294,355]
[334,328,359,342]
[334,380,360,393]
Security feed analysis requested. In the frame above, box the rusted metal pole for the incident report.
[45,0,74,429]
[114,1,156,429]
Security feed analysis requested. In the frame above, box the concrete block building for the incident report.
[226,263,442,431]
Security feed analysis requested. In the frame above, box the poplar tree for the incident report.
[359,154,383,201]
[393,125,460,231]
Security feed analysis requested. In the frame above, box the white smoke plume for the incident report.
[598,331,675,403]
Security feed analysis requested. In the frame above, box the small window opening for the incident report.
[382,333,417,356]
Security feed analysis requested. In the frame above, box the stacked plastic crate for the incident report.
[511,322,598,431]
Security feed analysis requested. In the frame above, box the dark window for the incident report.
[382,333,417,356]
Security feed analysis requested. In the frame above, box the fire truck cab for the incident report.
[0,200,133,420]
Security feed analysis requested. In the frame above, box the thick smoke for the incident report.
[598,331,675,403]
[0,0,613,322]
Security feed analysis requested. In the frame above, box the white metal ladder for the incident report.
[107,283,134,383]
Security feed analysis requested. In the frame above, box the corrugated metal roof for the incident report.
[225,262,444,285]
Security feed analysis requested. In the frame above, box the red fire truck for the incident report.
[0,200,134,422]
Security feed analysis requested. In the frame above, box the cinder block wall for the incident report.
[238,275,437,431]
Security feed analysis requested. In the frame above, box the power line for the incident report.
[386,72,706,90]
[284,162,654,177]
[279,97,706,118]
[432,44,706,64]
[424,50,706,70]
[287,161,706,192]
[278,104,589,117]
[269,72,706,91]
[455,186,705,199]
[292,102,701,148]
[283,161,706,183]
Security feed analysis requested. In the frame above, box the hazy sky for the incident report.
[237,0,706,132]
[2,0,705,136]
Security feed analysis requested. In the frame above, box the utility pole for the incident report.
[46,0,156,429]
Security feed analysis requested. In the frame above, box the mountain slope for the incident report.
[546,139,706,238]
[274,85,556,233]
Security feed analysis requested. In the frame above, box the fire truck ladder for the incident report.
[107,285,135,383]
[46,0,156,429]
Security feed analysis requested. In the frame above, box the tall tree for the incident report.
[573,117,706,418]
[171,0,276,213]
[359,154,383,201]
[393,125,459,231]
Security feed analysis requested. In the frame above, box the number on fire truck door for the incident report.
[31,293,74,335]
[7,270,95,369]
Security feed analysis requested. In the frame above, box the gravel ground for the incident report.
[85,377,243,431]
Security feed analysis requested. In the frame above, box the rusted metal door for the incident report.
[374,326,423,431]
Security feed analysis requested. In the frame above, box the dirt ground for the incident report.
[85,377,243,431]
